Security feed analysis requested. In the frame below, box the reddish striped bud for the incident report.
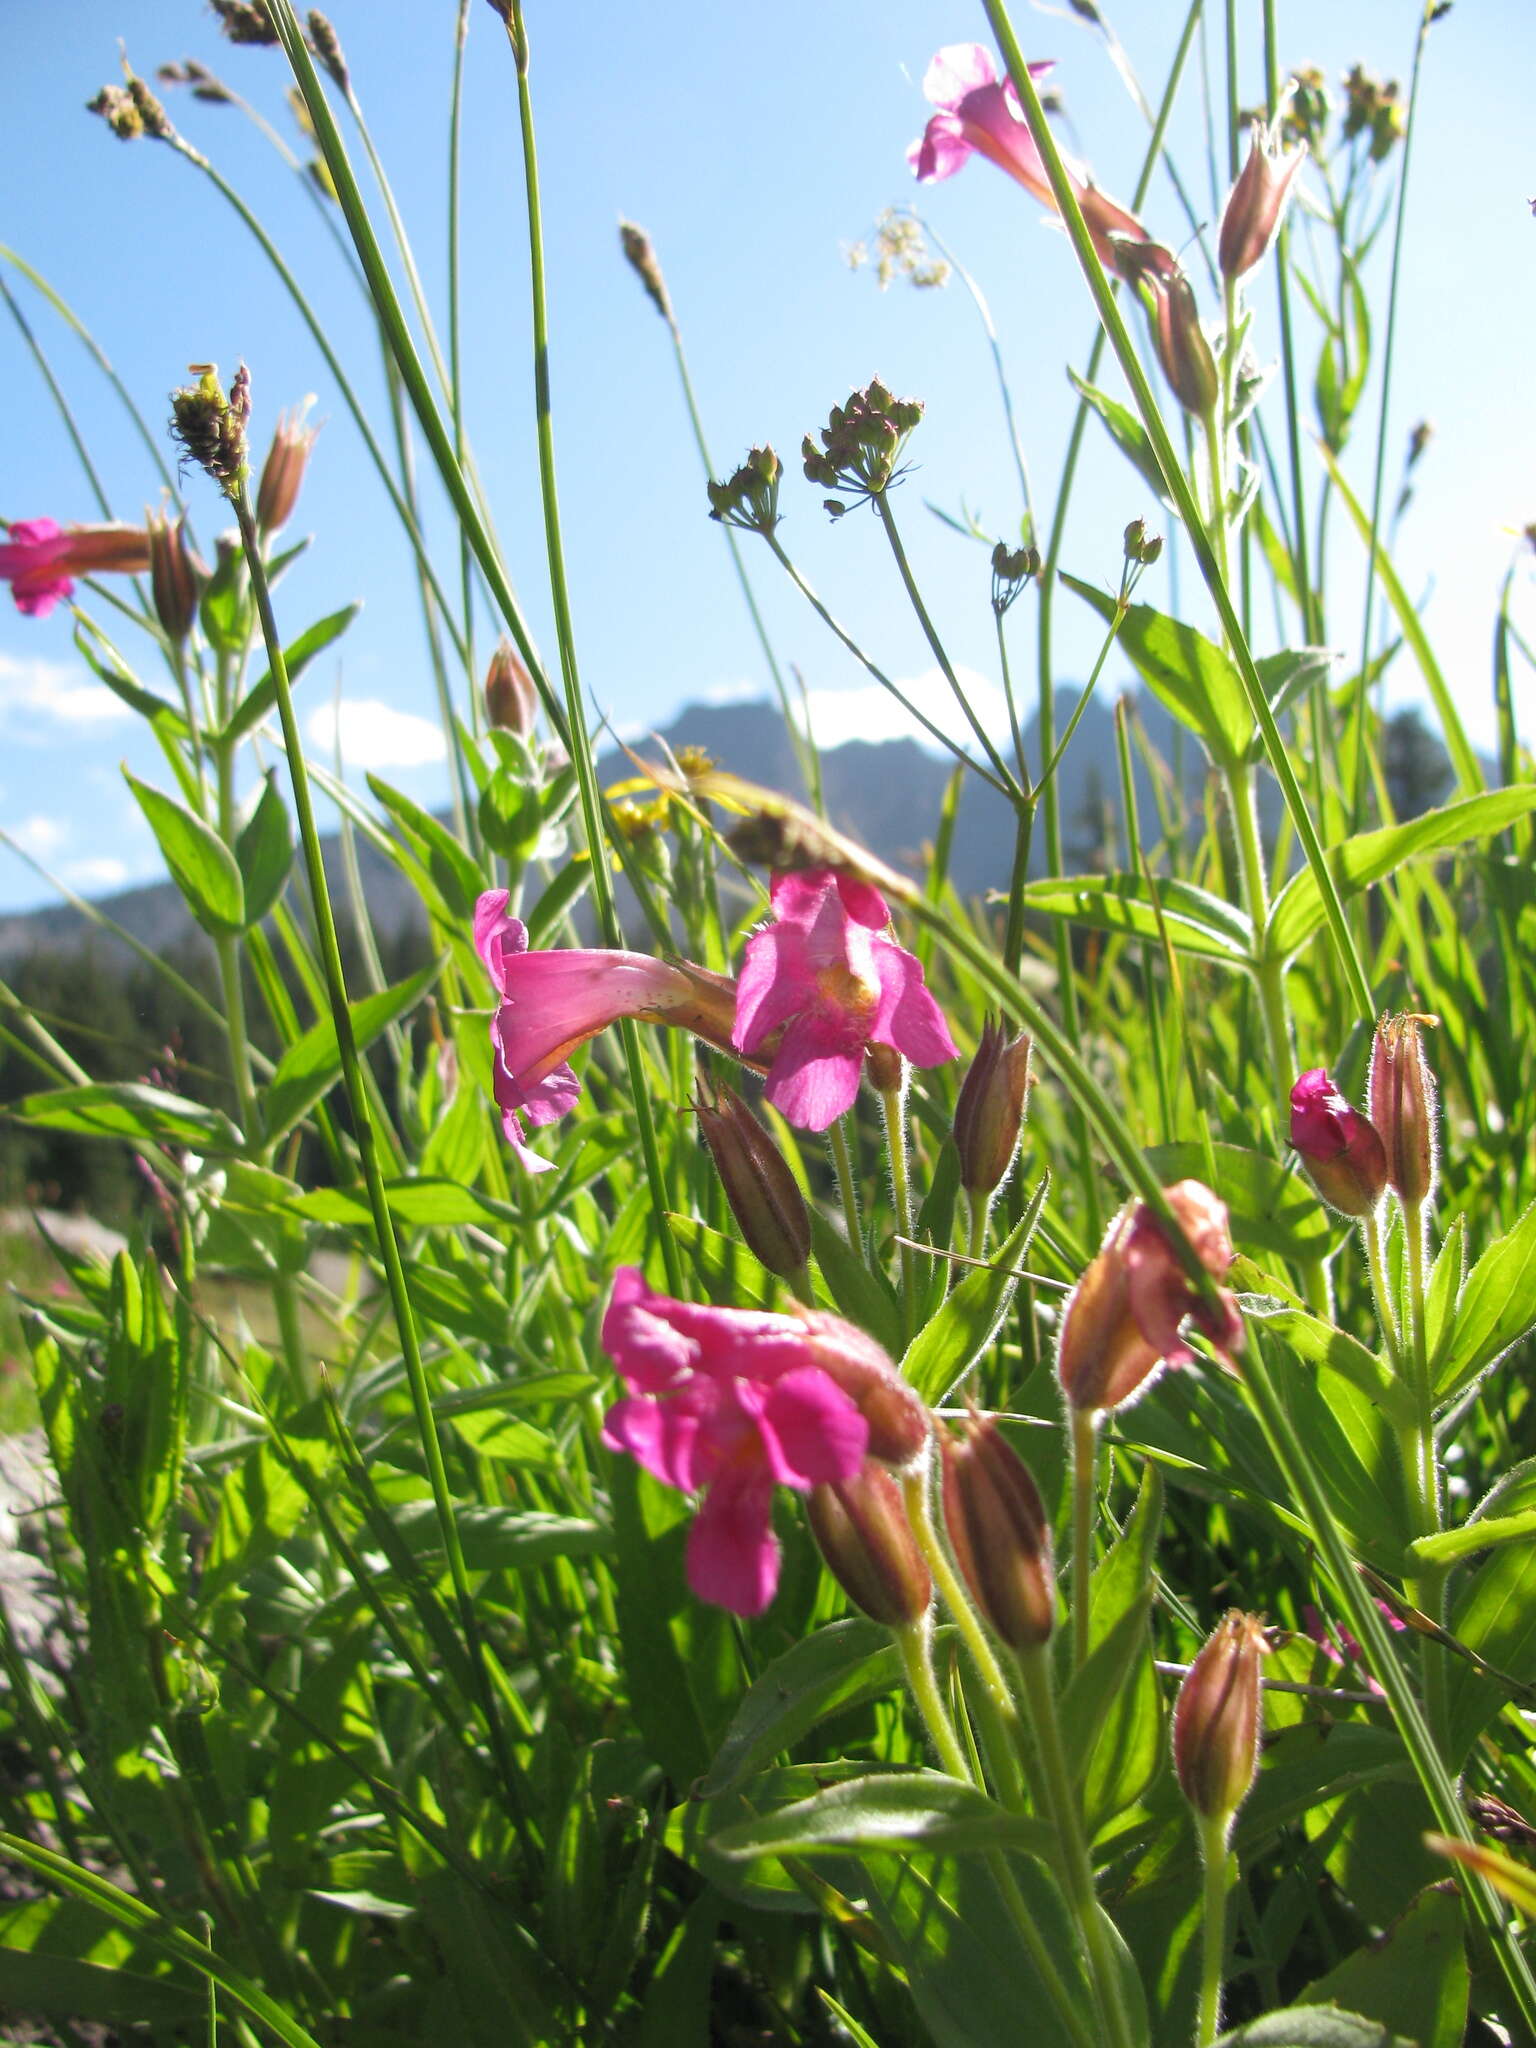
[806,1458,931,1627]
[1173,1610,1268,1833]
[484,637,537,737]
[1367,1014,1439,1210]
[940,1414,1055,1651]
[255,399,318,535]
[953,1019,1032,1197]
[693,1079,810,1283]
[795,1313,930,1470]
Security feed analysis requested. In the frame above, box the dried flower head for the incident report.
[209,0,279,46]
[306,10,348,90]
[169,363,251,498]
[618,219,672,322]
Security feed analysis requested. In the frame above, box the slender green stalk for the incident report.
[447,0,479,697]
[495,0,682,1291]
[762,529,1011,798]
[827,1117,866,1266]
[1225,759,1293,1081]
[1261,0,1316,643]
[1014,1644,1138,2048]
[230,484,521,1824]
[983,4,1376,1028]
[1070,1407,1098,1675]
[1362,1207,1404,1366]
[1401,1194,1449,1746]
[1195,1812,1231,2047]
[880,1081,917,1332]
[872,493,1022,800]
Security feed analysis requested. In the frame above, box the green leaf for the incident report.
[1061,1462,1164,1832]
[1146,1141,1333,1266]
[901,1190,1044,1405]
[14,1081,243,1153]
[391,1502,609,1572]
[368,773,485,923]
[124,772,245,936]
[1424,1214,1465,1370]
[72,625,188,739]
[1432,1198,1536,1403]
[1265,788,1536,964]
[291,1176,514,1230]
[808,1208,904,1357]
[525,858,592,946]
[1023,874,1255,965]
[1238,1301,1415,1430]
[1408,1504,1536,1569]
[1296,1885,1467,2048]
[234,771,293,926]
[261,959,441,1143]
[1246,648,1336,759]
[1062,576,1250,767]
[700,1619,908,1797]
[710,1772,1054,1862]
[667,1214,777,1310]
[223,602,361,743]
[1446,1460,1536,1760]
[0,1948,202,2030]
[1068,371,1172,503]
[198,540,249,657]
[1213,2009,1414,2047]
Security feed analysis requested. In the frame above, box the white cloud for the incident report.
[0,651,130,727]
[797,667,1010,753]
[9,814,67,858]
[64,856,129,892]
[306,698,446,771]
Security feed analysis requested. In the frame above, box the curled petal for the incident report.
[686,1465,780,1616]
[756,1366,868,1489]
[922,43,999,109]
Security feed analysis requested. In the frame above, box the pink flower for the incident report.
[908,44,1147,267]
[474,890,740,1173]
[600,1268,869,1615]
[1289,1068,1387,1217]
[1057,1180,1244,1414]
[732,869,957,1132]
[0,518,152,618]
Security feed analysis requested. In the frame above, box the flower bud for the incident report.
[693,1079,811,1283]
[1057,1181,1242,1415]
[146,509,204,645]
[1289,1068,1387,1217]
[795,1313,930,1469]
[1155,268,1219,418]
[255,399,319,535]
[1173,1610,1268,1832]
[1367,1013,1439,1210]
[1218,121,1306,282]
[484,637,537,737]
[170,362,250,498]
[806,1458,931,1627]
[618,218,672,322]
[940,1414,1055,1652]
[953,1019,1031,1197]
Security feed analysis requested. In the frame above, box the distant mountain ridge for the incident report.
[0,689,1201,966]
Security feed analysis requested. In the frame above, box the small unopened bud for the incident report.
[88,85,145,140]
[170,362,251,498]
[209,0,279,45]
[254,399,318,534]
[1289,1068,1387,1217]
[126,74,176,141]
[484,637,537,737]
[1367,1013,1439,1210]
[146,509,205,645]
[940,1414,1056,1652]
[795,1314,930,1469]
[1156,269,1219,418]
[1173,1610,1268,1833]
[1218,121,1306,281]
[953,1020,1031,1198]
[806,1459,931,1626]
[618,219,672,323]
[694,1080,811,1284]
[1123,518,1163,565]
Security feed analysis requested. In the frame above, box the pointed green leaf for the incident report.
[125,772,245,936]
[1062,576,1250,767]
[234,771,293,926]
[1297,1883,1466,2048]
[1432,1198,1536,1403]
[223,602,361,744]
[901,1188,1044,1406]
[14,1081,243,1153]
[1023,873,1255,964]
[710,1772,1053,1862]
[1266,788,1536,964]
[1068,371,1172,503]
[701,1619,908,1797]
[1214,2010,1414,2047]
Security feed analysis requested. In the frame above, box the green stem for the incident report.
[1195,1812,1232,2048]
[230,485,522,1832]
[827,1115,865,1266]
[1225,758,1292,1081]
[1014,1644,1138,2048]
[880,1079,917,1332]
[893,1629,1095,2048]
[1401,1194,1449,1748]
[1071,1407,1098,1676]
[983,6,1376,1027]
[1362,1206,1404,1368]
[872,492,1023,801]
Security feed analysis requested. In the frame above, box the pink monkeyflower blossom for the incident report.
[474,890,740,1173]
[0,518,152,618]
[1289,1067,1387,1218]
[600,1268,869,1616]
[908,44,1148,267]
[1057,1179,1244,1414]
[732,869,957,1132]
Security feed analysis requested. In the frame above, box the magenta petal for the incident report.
[602,1271,701,1392]
[516,1060,581,1128]
[733,925,812,1053]
[473,890,524,987]
[601,1393,707,1492]
[835,876,892,931]
[757,1368,868,1489]
[686,1467,780,1616]
[11,575,73,618]
[922,42,997,110]
[764,1015,865,1132]
[501,1107,558,1174]
[870,943,958,1067]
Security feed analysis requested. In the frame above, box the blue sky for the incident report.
[2,0,1532,913]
